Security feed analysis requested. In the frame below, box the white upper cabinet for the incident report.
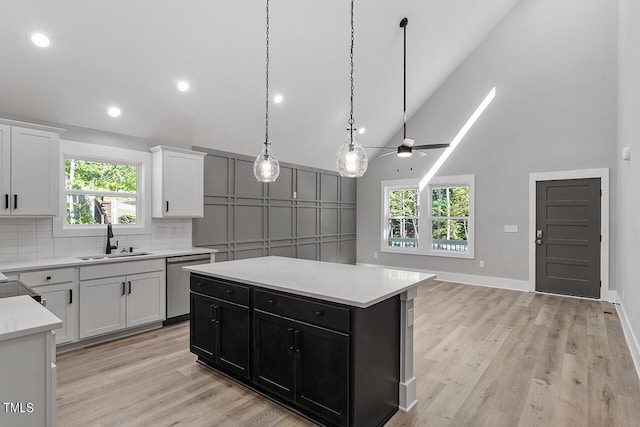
[0,121,63,216]
[150,145,206,218]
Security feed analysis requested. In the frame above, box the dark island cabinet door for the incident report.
[253,310,295,401]
[216,299,250,379]
[190,293,216,361]
[295,322,349,426]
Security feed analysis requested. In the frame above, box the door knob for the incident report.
[536,239,543,245]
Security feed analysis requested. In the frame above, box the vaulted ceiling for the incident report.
[0,0,521,171]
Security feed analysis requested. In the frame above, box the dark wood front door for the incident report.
[536,178,601,298]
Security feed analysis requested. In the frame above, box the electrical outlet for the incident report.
[373,252,378,258]
[479,260,485,268]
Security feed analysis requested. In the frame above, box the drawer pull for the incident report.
[268,299,274,304]
[122,282,126,296]
[46,276,52,280]
[226,289,233,294]
[314,311,324,316]
[69,289,73,304]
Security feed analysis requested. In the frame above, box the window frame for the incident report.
[380,179,421,255]
[53,140,152,237]
[425,174,475,259]
[380,175,475,259]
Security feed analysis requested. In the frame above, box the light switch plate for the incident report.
[504,225,518,233]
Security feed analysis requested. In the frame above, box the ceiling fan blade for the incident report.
[413,143,450,150]
[374,151,396,159]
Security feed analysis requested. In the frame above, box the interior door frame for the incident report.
[528,168,610,300]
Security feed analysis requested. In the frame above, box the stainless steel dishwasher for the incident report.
[165,253,212,325]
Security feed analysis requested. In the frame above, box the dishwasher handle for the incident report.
[166,254,211,264]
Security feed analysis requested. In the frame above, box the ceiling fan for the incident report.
[365,17,450,159]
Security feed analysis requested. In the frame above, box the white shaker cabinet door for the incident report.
[0,124,11,215]
[9,126,59,215]
[126,271,165,328]
[162,150,204,217]
[38,282,79,345]
[79,276,127,339]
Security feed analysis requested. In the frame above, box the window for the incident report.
[386,188,419,249]
[54,140,152,237]
[426,175,474,258]
[65,158,140,225]
[381,175,474,258]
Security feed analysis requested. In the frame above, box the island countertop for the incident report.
[184,256,435,308]
[0,295,62,342]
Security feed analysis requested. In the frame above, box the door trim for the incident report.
[528,168,610,300]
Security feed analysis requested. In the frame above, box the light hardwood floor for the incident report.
[56,281,640,426]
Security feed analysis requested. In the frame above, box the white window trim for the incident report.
[380,179,421,255]
[424,174,475,259]
[53,140,152,237]
[380,175,475,259]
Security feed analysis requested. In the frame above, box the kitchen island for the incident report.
[0,295,62,427]
[185,256,435,426]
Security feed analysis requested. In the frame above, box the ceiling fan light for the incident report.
[397,145,412,157]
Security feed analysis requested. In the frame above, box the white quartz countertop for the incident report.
[185,256,436,308]
[0,247,217,273]
[0,296,63,342]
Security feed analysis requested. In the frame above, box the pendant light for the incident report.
[253,0,280,182]
[336,0,367,178]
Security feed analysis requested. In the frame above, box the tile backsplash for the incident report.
[0,217,192,262]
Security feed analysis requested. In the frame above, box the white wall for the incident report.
[357,0,617,284]
[616,0,640,365]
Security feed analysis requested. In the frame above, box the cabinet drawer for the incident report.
[190,275,249,306]
[254,289,350,333]
[20,268,76,287]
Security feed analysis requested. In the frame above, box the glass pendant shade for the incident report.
[253,143,280,182]
[336,131,368,178]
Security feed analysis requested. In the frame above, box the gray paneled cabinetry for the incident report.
[193,148,356,263]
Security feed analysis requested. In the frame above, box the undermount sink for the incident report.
[77,252,152,261]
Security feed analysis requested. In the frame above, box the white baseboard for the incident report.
[614,296,640,381]
[430,270,530,292]
[357,263,530,293]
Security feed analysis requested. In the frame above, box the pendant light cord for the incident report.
[348,0,355,144]
[264,0,270,150]
[401,17,408,140]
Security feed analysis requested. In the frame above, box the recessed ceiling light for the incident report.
[358,128,365,135]
[107,107,122,118]
[273,94,283,104]
[31,33,50,48]
[177,81,190,92]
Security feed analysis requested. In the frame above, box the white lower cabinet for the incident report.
[79,260,165,339]
[79,276,127,338]
[37,282,79,345]
[20,268,79,346]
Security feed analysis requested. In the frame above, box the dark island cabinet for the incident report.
[190,273,400,427]
[253,310,349,426]
[189,276,250,379]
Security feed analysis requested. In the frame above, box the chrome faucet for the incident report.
[106,223,118,254]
